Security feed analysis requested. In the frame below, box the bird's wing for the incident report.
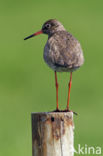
[49,31,83,68]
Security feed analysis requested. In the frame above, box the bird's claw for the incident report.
[62,109,78,115]
[52,109,78,115]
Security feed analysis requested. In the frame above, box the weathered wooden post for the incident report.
[32,112,74,156]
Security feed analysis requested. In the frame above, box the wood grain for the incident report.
[32,112,74,156]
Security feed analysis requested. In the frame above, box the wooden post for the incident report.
[32,112,74,156]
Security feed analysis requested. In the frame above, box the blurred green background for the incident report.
[0,0,103,155]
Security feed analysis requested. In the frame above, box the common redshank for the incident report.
[24,19,84,112]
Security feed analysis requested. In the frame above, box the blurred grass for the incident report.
[0,0,103,155]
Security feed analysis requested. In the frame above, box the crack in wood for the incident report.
[32,112,74,156]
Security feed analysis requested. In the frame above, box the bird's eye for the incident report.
[45,23,51,29]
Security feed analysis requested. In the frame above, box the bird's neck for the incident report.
[56,25,66,31]
[48,26,66,38]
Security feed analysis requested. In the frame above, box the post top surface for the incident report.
[31,111,73,115]
[31,112,73,119]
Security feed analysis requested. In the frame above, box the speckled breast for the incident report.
[43,32,84,72]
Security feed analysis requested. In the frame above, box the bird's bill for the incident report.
[24,30,43,40]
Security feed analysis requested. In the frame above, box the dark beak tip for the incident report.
[24,38,27,40]
[24,30,43,41]
[24,34,34,40]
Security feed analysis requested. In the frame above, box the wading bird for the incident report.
[24,19,84,112]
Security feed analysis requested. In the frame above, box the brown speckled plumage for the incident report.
[42,19,84,72]
[24,19,84,112]
[44,31,84,72]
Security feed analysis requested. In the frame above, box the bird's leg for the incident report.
[66,72,72,111]
[55,71,59,111]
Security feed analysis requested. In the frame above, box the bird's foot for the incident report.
[53,109,61,112]
[63,109,78,115]
[51,108,78,115]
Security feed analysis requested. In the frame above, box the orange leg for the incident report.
[55,71,59,110]
[66,72,72,110]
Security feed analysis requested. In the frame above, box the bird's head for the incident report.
[42,19,65,35]
[24,19,65,40]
